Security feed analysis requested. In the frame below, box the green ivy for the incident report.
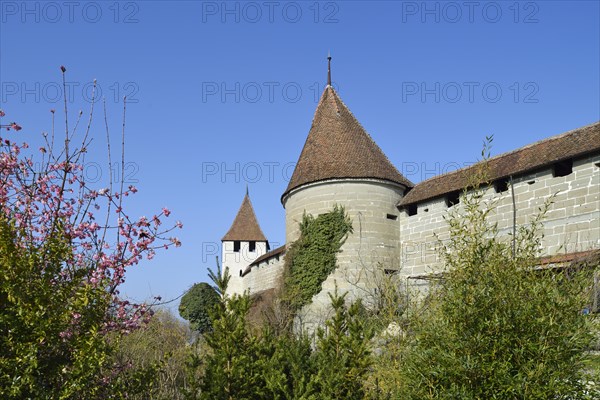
[283,205,353,311]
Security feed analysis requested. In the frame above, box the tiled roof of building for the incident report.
[222,193,267,242]
[399,121,600,207]
[249,245,286,267]
[408,250,600,281]
[241,245,286,277]
[282,86,413,202]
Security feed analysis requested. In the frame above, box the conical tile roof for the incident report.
[222,193,267,241]
[282,86,412,202]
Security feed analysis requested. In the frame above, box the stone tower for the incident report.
[281,58,413,323]
[222,190,269,296]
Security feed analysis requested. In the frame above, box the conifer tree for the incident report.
[308,290,374,400]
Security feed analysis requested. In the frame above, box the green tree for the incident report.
[179,283,221,334]
[0,72,181,399]
[0,217,112,399]
[398,156,600,399]
[307,290,374,400]
[192,261,266,400]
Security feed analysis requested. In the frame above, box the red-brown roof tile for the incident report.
[282,87,413,202]
[399,122,600,207]
[222,193,267,241]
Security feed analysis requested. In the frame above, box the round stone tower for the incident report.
[281,58,413,324]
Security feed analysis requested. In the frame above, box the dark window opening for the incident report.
[424,208,429,213]
[239,270,243,277]
[386,213,398,220]
[446,191,460,207]
[233,240,241,252]
[249,241,256,252]
[553,159,573,177]
[527,179,536,185]
[494,179,509,193]
[407,204,417,216]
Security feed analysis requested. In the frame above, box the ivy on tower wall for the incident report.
[282,205,353,311]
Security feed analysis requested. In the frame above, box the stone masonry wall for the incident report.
[222,240,268,296]
[242,255,286,295]
[399,154,600,278]
[283,179,406,330]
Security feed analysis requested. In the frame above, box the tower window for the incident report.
[386,214,398,220]
[249,241,256,252]
[553,159,573,177]
[494,179,509,193]
[233,240,241,252]
[446,191,460,207]
[407,204,417,216]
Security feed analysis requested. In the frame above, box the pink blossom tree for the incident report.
[0,67,182,398]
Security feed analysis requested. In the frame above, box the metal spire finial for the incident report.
[246,184,249,197]
[327,51,332,87]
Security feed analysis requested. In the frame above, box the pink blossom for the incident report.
[0,103,179,338]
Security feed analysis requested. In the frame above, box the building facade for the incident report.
[220,67,600,325]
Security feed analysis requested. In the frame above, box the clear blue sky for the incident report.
[1,0,599,314]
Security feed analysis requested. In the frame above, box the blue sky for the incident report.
[1,0,599,314]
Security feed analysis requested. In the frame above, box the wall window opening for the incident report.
[407,204,417,216]
[387,213,398,220]
[249,241,256,252]
[445,191,460,207]
[553,159,573,177]
[233,240,241,252]
[494,179,509,193]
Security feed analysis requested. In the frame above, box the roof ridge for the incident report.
[410,120,600,186]
[400,121,600,206]
[330,88,413,186]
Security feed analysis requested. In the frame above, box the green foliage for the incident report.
[186,263,373,400]
[308,290,374,400]
[396,159,600,399]
[179,282,220,334]
[196,262,266,399]
[283,205,353,310]
[261,331,316,399]
[112,309,193,399]
[0,216,113,399]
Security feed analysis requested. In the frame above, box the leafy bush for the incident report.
[0,68,181,398]
[397,153,600,399]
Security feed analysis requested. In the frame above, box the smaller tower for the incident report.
[221,189,269,296]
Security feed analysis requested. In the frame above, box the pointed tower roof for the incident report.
[222,192,267,241]
[282,85,413,202]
